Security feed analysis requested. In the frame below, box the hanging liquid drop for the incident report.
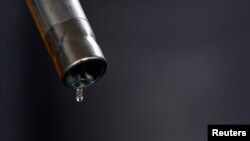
[76,88,84,102]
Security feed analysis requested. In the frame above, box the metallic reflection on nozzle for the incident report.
[26,0,107,101]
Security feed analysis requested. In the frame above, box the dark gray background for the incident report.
[1,0,250,141]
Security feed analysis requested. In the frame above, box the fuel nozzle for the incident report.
[26,0,107,102]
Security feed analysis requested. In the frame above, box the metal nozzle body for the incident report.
[26,0,107,89]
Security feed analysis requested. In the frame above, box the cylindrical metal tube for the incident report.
[26,0,107,90]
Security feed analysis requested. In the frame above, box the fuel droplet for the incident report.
[76,88,84,102]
